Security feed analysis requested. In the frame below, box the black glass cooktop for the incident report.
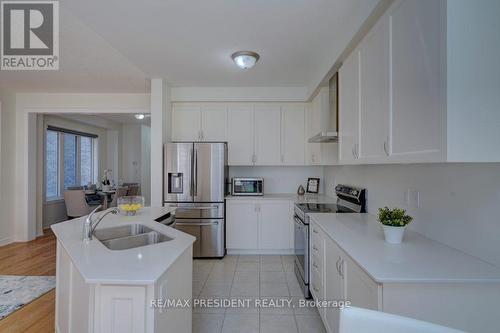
[295,203,355,214]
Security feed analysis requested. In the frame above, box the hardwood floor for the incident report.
[0,230,56,332]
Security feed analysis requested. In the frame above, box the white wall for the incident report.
[141,125,151,205]
[121,124,142,184]
[0,91,16,245]
[229,166,325,194]
[325,163,500,268]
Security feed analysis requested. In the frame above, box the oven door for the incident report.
[294,215,309,284]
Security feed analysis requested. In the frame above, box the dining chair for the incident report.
[63,190,100,218]
[110,187,129,207]
[339,306,465,333]
[127,184,141,196]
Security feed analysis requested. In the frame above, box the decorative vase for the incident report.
[297,185,305,196]
[382,225,406,244]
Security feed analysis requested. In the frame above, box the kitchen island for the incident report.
[51,207,195,333]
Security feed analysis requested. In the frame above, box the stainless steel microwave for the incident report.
[231,178,263,196]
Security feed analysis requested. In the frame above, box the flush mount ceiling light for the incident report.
[135,114,145,120]
[231,51,260,70]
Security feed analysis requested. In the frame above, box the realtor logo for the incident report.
[1,0,59,70]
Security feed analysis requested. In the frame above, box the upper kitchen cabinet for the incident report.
[281,105,306,165]
[254,105,282,165]
[338,0,500,164]
[339,51,361,164]
[172,103,227,142]
[227,104,255,165]
[172,105,201,141]
[200,104,227,141]
[358,15,390,162]
[388,0,443,162]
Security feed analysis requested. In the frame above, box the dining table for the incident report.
[97,189,116,210]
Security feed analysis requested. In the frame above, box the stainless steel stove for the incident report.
[293,185,366,298]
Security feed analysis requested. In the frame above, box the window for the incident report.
[45,127,97,200]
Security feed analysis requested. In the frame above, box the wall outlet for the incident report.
[405,189,420,208]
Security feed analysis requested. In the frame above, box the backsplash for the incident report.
[325,163,500,267]
[229,166,324,194]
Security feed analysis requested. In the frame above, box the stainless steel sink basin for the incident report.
[94,224,173,250]
[94,224,155,241]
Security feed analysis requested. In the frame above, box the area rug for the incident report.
[0,275,56,320]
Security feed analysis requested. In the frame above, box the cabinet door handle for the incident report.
[313,262,319,269]
[339,259,344,278]
[352,145,356,159]
[335,257,341,275]
[313,245,319,251]
[383,140,389,156]
[355,144,360,159]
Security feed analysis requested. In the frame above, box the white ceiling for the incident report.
[1,0,379,94]
[54,113,151,129]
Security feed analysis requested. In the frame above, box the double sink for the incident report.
[94,224,173,250]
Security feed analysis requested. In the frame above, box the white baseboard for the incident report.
[227,249,295,255]
[0,237,13,247]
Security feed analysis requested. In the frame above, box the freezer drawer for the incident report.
[164,202,224,219]
[175,219,224,258]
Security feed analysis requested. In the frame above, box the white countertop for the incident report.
[309,212,500,284]
[226,193,336,203]
[51,207,195,285]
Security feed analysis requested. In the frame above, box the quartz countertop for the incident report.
[309,212,500,284]
[226,193,336,203]
[51,207,195,285]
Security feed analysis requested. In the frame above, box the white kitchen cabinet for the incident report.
[227,105,255,165]
[358,15,390,162]
[200,105,227,141]
[172,104,227,142]
[323,233,346,333]
[172,105,201,141]
[281,105,306,165]
[338,50,361,164]
[254,105,282,165]
[344,255,381,311]
[226,201,259,249]
[226,199,293,253]
[259,201,292,250]
[388,0,443,162]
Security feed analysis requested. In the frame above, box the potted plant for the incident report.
[378,207,413,244]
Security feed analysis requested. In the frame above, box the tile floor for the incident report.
[192,255,326,333]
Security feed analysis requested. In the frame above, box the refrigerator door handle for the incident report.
[193,148,198,197]
[175,221,219,226]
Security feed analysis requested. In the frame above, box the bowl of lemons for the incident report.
[118,196,145,216]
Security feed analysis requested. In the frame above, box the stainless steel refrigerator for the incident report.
[164,142,228,258]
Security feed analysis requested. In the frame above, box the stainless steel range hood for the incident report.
[308,73,339,143]
[308,131,338,143]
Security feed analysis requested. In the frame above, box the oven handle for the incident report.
[176,221,219,226]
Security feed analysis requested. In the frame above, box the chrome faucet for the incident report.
[83,205,119,242]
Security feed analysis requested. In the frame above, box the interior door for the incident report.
[193,143,226,203]
[164,143,193,202]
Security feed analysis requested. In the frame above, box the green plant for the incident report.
[378,207,413,227]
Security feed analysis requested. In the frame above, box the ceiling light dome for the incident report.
[231,51,260,70]
[135,113,145,120]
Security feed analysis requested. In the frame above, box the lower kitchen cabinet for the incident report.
[226,201,259,250]
[312,224,380,333]
[226,199,293,253]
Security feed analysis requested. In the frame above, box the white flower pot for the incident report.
[382,225,406,244]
